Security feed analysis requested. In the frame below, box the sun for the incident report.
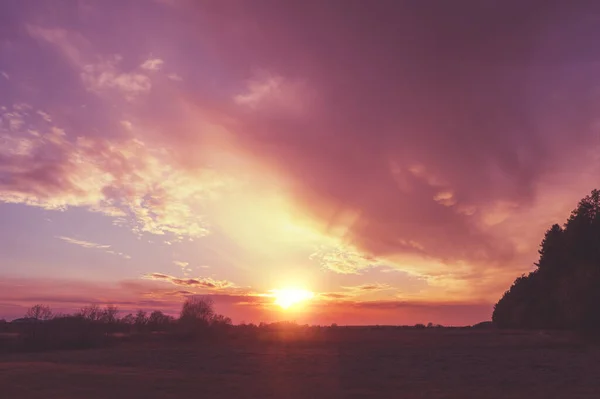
[271,288,315,309]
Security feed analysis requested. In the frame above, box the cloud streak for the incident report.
[57,236,110,250]
[56,236,131,259]
[143,273,235,290]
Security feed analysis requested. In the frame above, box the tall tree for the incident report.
[493,189,600,330]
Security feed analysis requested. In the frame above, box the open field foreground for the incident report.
[1,329,600,398]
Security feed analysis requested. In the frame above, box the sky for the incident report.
[1,0,600,325]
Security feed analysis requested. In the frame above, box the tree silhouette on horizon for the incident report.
[493,189,600,330]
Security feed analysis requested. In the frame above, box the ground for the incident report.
[1,329,600,398]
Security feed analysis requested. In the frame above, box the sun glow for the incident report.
[272,288,315,309]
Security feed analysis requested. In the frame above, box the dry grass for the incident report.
[1,329,599,398]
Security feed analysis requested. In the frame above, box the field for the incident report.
[1,329,600,398]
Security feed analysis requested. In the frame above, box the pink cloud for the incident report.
[160,2,600,291]
[140,58,164,71]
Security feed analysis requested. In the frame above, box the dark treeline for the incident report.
[493,189,600,331]
[0,296,233,352]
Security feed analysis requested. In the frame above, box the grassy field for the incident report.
[1,329,599,398]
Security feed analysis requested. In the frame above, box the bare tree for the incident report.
[180,296,215,324]
[78,304,102,321]
[135,310,148,331]
[25,304,53,321]
[121,313,135,325]
[101,305,119,324]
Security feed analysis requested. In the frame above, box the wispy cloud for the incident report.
[319,283,394,301]
[36,111,52,122]
[173,260,192,276]
[57,236,110,250]
[56,236,130,259]
[309,245,379,274]
[173,260,189,268]
[343,283,392,292]
[319,292,350,299]
[1,71,9,80]
[234,74,312,116]
[27,26,153,101]
[81,55,152,100]
[26,25,88,66]
[140,58,164,71]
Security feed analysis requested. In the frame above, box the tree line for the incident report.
[0,296,232,351]
[493,189,600,330]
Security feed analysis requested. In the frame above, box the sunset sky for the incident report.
[1,1,600,325]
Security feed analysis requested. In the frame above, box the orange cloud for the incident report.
[143,273,235,290]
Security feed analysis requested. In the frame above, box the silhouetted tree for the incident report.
[78,304,103,322]
[134,310,148,332]
[25,304,53,321]
[148,310,173,331]
[493,189,600,330]
[101,305,119,324]
[180,296,215,325]
[121,313,135,326]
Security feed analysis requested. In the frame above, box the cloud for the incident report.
[319,292,350,299]
[1,71,8,80]
[57,236,110,250]
[319,283,394,301]
[309,245,379,274]
[173,1,600,289]
[234,74,313,116]
[173,260,192,276]
[57,236,131,259]
[0,105,219,239]
[167,73,183,81]
[143,273,235,290]
[173,260,189,268]
[26,25,88,65]
[140,58,164,71]
[27,26,153,101]
[81,55,152,100]
[344,283,392,292]
[36,111,52,123]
